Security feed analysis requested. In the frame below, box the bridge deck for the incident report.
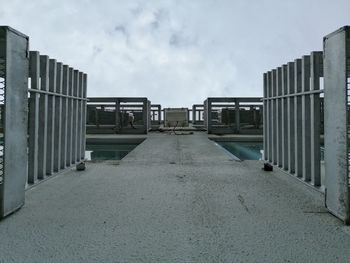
[1,132,349,262]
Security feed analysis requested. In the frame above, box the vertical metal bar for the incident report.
[301,55,311,181]
[281,64,289,170]
[272,69,277,164]
[60,65,69,169]
[54,62,63,172]
[277,67,282,167]
[310,51,322,186]
[287,62,295,173]
[294,59,303,177]
[263,73,268,160]
[46,58,56,176]
[28,51,40,184]
[38,55,49,179]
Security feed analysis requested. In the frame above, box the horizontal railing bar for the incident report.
[262,89,324,101]
[28,88,88,101]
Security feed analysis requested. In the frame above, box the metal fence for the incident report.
[28,51,87,185]
[204,97,263,134]
[263,52,323,186]
[87,97,151,134]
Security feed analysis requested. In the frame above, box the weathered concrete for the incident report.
[1,132,350,262]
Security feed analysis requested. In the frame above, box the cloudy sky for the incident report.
[1,0,350,107]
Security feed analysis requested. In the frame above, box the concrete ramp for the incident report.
[0,132,350,262]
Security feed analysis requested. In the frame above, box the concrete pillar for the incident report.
[287,62,295,173]
[46,59,56,175]
[271,69,277,164]
[81,74,87,158]
[142,99,148,133]
[324,27,350,224]
[73,70,79,162]
[294,59,303,178]
[54,62,63,172]
[28,51,40,184]
[277,67,282,167]
[60,65,69,169]
[115,100,120,132]
[263,73,269,161]
[77,72,83,161]
[301,55,311,181]
[192,105,196,124]
[310,51,322,186]
[66,67,74,166]
[267,71,272,162]
[235,99,240,133]
[38,55,49,180]
[281,64,289,170]
[207,99,212,134]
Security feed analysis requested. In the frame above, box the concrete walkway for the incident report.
[1,132,350,262]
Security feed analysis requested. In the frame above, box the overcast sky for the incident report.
[1,0,350,107]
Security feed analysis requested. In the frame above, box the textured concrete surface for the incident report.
[1,132,350,262]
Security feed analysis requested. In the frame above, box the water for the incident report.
[218,141,263,160]
[86,143,138,161]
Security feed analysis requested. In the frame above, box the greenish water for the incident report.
[86,143,138,161]
[218,141,263,160]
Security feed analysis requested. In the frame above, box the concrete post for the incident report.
[28,51,40,184]
[207,99,212,134]
[301,55,311,181]
[294,59,303,178]
[81,74,87,158]
[310,51,322,186]
[287,62,295,174]
[60,65,69,169]
[66,67,74,166]
[77,72,83,161]
[281,65,289,170]
[266,71,272,162]
[277,67,282,167]
[271,69,277,164]
[54,62,62,172]
[46,59,56,175]
[142,99,148,133]
[235,99,240,133]
[115,100,120,132]
[73,70,79,162]
[38,55,49,179]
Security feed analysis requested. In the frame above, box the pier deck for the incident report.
[1,132,350,262]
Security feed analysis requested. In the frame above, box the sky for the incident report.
[1,0,350,107]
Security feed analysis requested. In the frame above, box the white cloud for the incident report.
[1,0,350,107]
